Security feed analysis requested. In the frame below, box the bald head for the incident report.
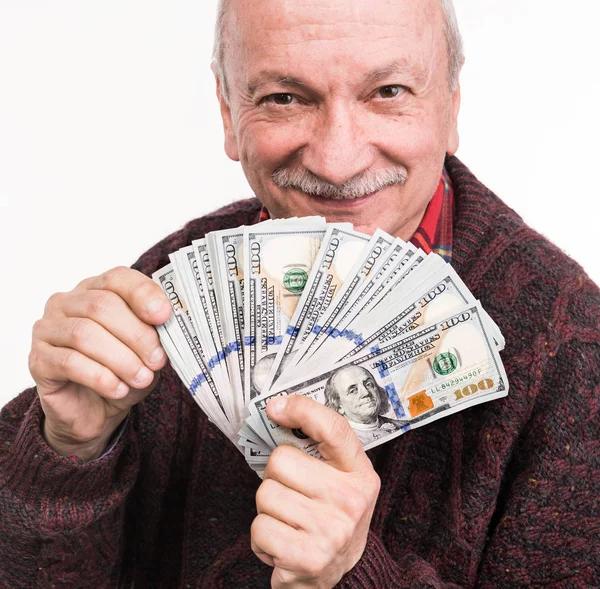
[212,0,464,102]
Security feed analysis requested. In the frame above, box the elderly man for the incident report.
[1,0,598,587]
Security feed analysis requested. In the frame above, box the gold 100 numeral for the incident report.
[453,378,494,401]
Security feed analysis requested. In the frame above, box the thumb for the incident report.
[266,395,370,473]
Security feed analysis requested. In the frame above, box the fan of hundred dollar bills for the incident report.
[153,217,508,477]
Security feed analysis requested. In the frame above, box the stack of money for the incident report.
[153,217,508,477]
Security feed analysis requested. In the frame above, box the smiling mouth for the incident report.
[311,190,378,201]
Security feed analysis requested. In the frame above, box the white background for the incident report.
[1,1,599,407]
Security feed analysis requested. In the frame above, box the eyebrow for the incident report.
[247,60,426,97]
[247,74,311,96]
[363,60,426,87]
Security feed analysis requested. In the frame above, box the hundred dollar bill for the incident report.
[248,303,508,454]
[278,247,435,384]
[294,230,396,364]
[304,241,419,359]
[243,225,326,400]
[152,264,233,436]
[207,229,246,419]
[170,247,235,420]
[191,238,226,355]
[239,422,272,455]
[322,240,414,334]
[264,225,370,389]
[155,321,235,438]
[170,249,219,365]
[296,264,480,378]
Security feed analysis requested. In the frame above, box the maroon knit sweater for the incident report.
[1,157,599,588]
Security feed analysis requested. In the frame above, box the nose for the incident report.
[300,101,374,187]
[358,384,374,401]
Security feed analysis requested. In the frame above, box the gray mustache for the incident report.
[272,166,408,200]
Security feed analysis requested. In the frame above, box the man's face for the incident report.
[216,0,461,238]
[333,366,381,424]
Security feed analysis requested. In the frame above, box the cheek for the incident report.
[377,113,445,165]
[237,117,308,172]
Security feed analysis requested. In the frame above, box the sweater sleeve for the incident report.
[0,388,140,588]
[338,303,600,587]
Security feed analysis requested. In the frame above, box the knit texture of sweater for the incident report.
[1,157,599,588]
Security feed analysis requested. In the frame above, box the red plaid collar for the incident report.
[257,168,454,262]
[409,168,453,262]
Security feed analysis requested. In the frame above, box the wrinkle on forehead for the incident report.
[224,0,445,93]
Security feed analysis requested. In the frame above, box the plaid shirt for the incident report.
[257,167,454,262]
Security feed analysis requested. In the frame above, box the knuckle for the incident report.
[304,548,329,578]
[91,366,114,393]
[369,471,382,497]
[31,318,45,341]
[68,318,93,347]
[250,513,268,540]
[75,274,96,291]
[255,479,275,511]
[129,277,158,306]
[87,290,117,319]
[131,324,155,350]
[57,348,77,375]
[267,445,293,474]
[256,479,279,512]
[273,568,297,586]
[342,487,369,519]
[28,344,44,378]
[100,266,130,291]
[333,517,354,551]
[44,291,66,315]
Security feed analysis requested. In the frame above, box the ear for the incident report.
[215,74,240,162]
[446,82,461,156]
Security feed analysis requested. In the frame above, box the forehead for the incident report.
[225,0,445,87]
[336,367,372,388]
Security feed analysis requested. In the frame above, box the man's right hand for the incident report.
[28,266,172,461]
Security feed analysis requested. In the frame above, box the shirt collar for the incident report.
[409,167,454,262]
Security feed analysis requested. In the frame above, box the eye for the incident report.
[364,379,376,389]
[347,385,358,395]
[262,93,296,106]
[377,85,403,99]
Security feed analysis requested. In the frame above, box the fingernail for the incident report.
[147,298,165,315]
[149,347,166,364]
[268,396,287,415]
[115,382,128,398]
[134,366,154,386]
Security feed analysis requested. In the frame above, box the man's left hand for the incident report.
[251,395,381,589]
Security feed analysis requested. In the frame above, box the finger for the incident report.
[252,515,334,585]
[255,550,275,568]
[250,513,305,570]
[266,395,370,473]
[31,340,130,400]
[58,289,167,371]
[34,317,156,392]
[263,444,340,500]
[271,566,329,589]
[78,266,171,325]
[256,477,317,530]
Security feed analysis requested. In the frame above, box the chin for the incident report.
[358,410,379,423]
